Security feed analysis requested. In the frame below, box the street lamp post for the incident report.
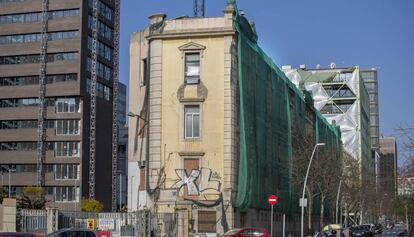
[301,142,325,237]
[74,168,80,211]
[336,165,351,224]
[336,179,343,224]
[1,167,15,198]
[129,175,135,211]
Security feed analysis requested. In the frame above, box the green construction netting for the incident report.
[233,10,342,214]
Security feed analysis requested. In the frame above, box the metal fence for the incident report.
[18,209,47,235]
[18,210,177,237]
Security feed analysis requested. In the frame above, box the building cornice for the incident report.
[147,29,235,40]
[178,151,205,157]
[178,98,205,102]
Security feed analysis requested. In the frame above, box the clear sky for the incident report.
[120,0,414,163]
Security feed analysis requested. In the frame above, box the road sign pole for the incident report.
[268,195,278,237]
[271,204,274,237]
[283,213,286,237]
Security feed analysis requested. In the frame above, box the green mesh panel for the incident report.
[234,11,342,214]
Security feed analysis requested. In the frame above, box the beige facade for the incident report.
[0,198,17,232]
[129,6,238,235]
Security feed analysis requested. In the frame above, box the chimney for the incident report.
[149,13,166,25]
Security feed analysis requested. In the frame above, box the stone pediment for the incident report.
[178,42,206,52]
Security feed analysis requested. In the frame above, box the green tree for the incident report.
[0,186,7,204]
[18,186,46,209]
[341,153,364,225]
[80,198,103,212]
[313,148,341,227]
[396,125,414,176]
[292,133,318,234]
[393,194,414,230]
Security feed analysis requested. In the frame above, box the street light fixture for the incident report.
[301,142,325,237]
[127,112,147,121]
[129,175,135,212]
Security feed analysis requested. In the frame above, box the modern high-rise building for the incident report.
[0,0,120,211]
[379,137,397,198]
[284,66,375,223]
[360,69,380,185]
[283,66,372,172]
[360,69,379,151]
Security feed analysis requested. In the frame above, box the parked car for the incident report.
[315,231,338,237]
[372,224,383,235]
[382,229,407,237]
[408,221,414,237]
[315,224,347,237]
[0,233,38,237]
[359,224,376,236]
[351,225,372,237]
[219,228,270,237]
[394,223,406,229]
[385,222,395,230]
[47,229,98,237]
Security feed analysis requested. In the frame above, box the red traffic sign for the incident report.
[268,195,279,205]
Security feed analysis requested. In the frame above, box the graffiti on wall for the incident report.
[172,168,221,195]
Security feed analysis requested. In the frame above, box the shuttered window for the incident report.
[198,211,216,233]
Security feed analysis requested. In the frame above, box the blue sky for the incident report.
[119,0,414,163]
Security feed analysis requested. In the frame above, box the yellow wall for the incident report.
[161,37,225,200]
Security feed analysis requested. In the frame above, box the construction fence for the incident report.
[17,209,177,237]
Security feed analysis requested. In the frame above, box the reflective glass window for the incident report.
[185,53,200,84]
